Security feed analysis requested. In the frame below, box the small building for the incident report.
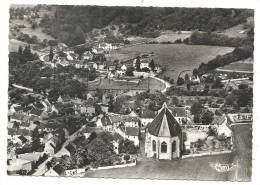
[145,103,182,160]
[115,126,139,146]
[82,51,93,61]
[121,64,127,71]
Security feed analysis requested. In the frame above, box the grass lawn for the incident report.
[107,44,234,81]
[85,124,252,181]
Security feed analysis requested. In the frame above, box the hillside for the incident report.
[38,6,253,46]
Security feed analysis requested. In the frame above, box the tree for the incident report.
[18,46,23,55]
[171,96,179,106]
[31,21,38,29]
[201,110,214,125]
[94,103,102,116]
[108,96,114,112]
[68,26,86,46]
[177,77,184,86]
[184,73,190,82]
[149,59,155,71]
[119,139,138,154]
[212,77,223,89]
[32,127,41,151]
[193,68,199,77]
[74,46,86,60]
[190,102,204,115]
[49,47,54,62]
[135,57,141,71]
[48,40,58,46]
[125,66,134,76]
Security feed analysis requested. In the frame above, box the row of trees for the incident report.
[197,46,253,75]
[189,31,253,47]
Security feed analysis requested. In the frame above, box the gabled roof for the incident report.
[147,103,182,137]
[65,143,76,154]
[120,126,139,136]
[53,164,65,175]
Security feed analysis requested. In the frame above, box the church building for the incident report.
[145,103,183,160]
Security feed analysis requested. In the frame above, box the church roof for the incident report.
[147,103,182,137]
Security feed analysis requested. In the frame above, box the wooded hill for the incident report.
[39,6,253,46]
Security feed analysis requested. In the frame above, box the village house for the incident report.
[114,126,140,146]
[9,104,23,115]
[44,164,66,177]
[121,64,127,71]
[82,50,93,61]
[140,60,150,69]
[7,158,33,175]
[140,109,157,127]
[96,114,113,132]
[169,106,190,125]
[145,103,182,160]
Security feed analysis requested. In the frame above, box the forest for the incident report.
[39,6,253,46]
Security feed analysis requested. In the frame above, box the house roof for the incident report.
[140,109,156,119]
[120,126,139,136]
[110,115,139,123]
[169,106,186,117]
[30,107,43,116]
[65,143,76,154]
[10,114,24,121]
[147,103,182,137]
[8,128,32,136]
[13,105,23,112]
[53,164,65,175]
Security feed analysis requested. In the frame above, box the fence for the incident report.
[182,150,232,159]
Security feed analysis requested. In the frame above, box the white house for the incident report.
[121,64,127,71]
[114,126,139,146]
[140,60,150,69]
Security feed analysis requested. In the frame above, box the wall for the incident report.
[145,132,180,160]
[90,161,136,171]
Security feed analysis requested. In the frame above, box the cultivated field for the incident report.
[108,44,234,81]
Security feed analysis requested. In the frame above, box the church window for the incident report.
[152,140,156,151]
[161,142,167,153]
[172,141,176,152]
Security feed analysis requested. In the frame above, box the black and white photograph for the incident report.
[1,0,259,184]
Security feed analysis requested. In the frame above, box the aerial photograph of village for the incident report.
[7,4,254,181]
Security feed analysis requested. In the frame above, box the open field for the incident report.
[88,77,165,92]
[85,124,252,181]
[153,30,191,43]
[107,44,234,81]
[216,62,253,73]
[214,17,253,38]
